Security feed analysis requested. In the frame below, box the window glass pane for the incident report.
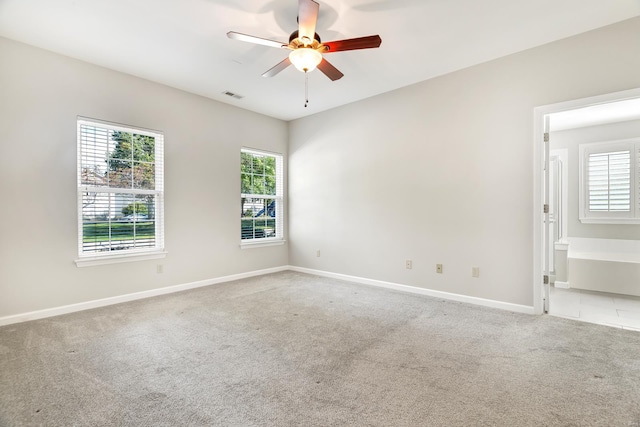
[241,153,253,174]
[255,198,276,218]
[133,161,155,189]
[132,134,155,162]
[265,218,276,237]
[265,174,276,195]
[81,164,108,186]
[108,160,133,188]
[250,174,260,195]
[264,156,276,176]
[109,131,133,160]
[80,125,110,187]
[241,218,254,239]
[252,155,264,175]
[241,173,251,194]
[242,197,263,219]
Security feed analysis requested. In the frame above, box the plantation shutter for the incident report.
[587,150,631,212]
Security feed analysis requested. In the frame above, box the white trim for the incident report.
[554,281,570,289]
[240,240,286,249]
[550,148,569,243]
[75,251,168,267]
[0,264,539,327]
[579,218,640,224]
[241,146,282,157]
[0,266,289,327]
[533,87,640,315]
[80,186,160,196]
[289,266,535,315]
[77,116,162,137]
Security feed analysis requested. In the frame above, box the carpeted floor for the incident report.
[1,271,640,426]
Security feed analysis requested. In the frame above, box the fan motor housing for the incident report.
[289,30,321,44]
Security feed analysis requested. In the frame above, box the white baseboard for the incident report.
[289,266,535,315]
[0,266,288,327]
[554,281,570,289]
[0,264,536,326]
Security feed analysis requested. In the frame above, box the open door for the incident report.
[533,87,640,316]
[542,115,551,313]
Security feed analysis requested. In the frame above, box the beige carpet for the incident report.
[1,271,640,426]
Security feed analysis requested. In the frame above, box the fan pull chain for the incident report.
[304,71,309,108]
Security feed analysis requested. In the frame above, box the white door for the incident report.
[548,155,557,276]
[543,115,551,313]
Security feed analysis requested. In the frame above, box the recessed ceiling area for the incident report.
[0,0,638,121]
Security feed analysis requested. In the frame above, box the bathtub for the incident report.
[566,237,640,297]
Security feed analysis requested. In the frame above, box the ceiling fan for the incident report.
[227,0,382,82]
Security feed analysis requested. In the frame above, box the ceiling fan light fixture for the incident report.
[289,48,322,73]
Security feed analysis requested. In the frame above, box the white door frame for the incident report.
[532,87,640,315]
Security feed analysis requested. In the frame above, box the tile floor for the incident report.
[549,285,640,331]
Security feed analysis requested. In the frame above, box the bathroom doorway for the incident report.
[534,88,640,330]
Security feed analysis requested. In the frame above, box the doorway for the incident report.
[533,88,640,330]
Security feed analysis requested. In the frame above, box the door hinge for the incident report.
[543,275,549,285]
[544,132,549,143]
[543,204,549,214]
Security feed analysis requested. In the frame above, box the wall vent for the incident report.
[222,91,244,100]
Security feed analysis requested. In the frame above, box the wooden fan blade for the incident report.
[317,58,344,81]
[262,57,292,77]
[323,35,382,53]
[227,31,287,49]
[298,0,319,42]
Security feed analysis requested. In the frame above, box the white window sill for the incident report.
[240,239,286,249]
[75,251,167,267]
[579,217,640,225]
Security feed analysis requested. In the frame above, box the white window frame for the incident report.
[579,138,639,224]
[75,117,166,266]
[240,148,284,248]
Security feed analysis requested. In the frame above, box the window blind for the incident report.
[241,148,283,242]
[77,118,164,257]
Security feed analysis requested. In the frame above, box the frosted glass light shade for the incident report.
[289,48,322,72]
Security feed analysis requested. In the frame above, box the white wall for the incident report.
[550,119,640,240]
[0,37,288,318]
[288,18,640,307]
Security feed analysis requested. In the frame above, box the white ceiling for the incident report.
[1,0,639,121]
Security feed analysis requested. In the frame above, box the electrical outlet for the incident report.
[157,264,164,274]
[316,250,321,257]
[436,264,443,274]
[406,260,412,269]
[472,267,480,278]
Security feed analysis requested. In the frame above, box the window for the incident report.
[241,148,283,245]
[77,118,164,264]
[579,138,639,223]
